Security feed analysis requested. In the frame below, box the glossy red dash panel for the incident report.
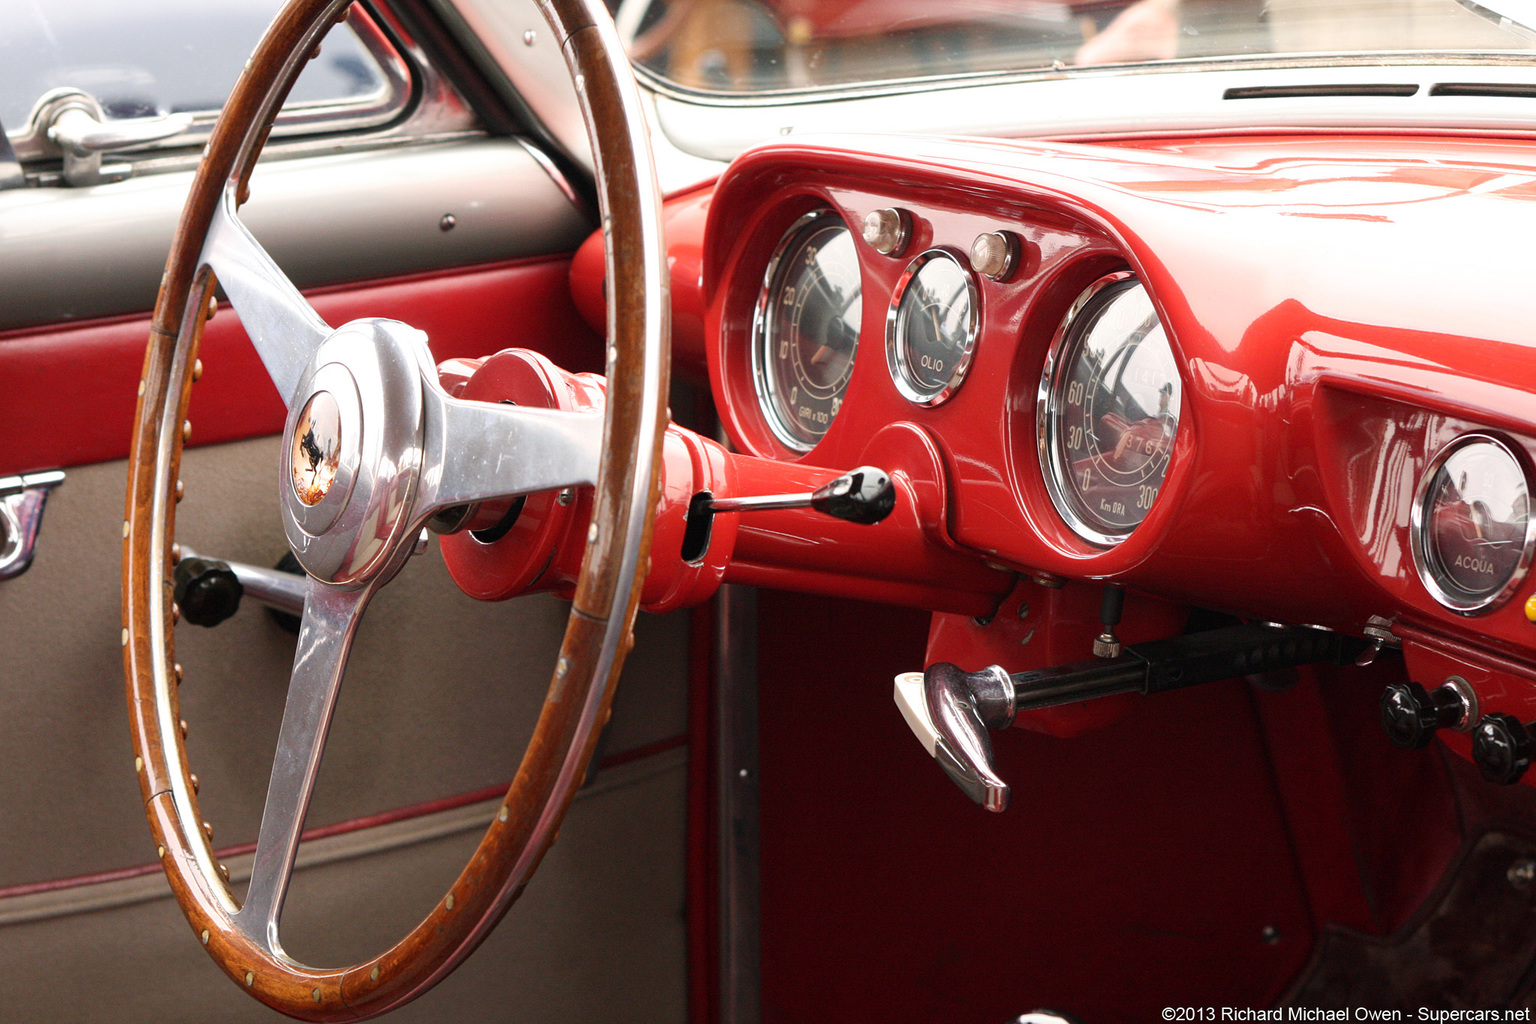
[702,134,1536,718]
[0,256,601,476]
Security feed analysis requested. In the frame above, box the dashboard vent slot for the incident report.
[1223,84,1419,100]
[1430,82,1536,98]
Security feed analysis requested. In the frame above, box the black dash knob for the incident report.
[1473,713,1536,786]
[809,466,896,525]
[172,556,244,628]
[1380,681,1467,750]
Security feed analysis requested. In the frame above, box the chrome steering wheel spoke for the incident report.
[415,389,603,517]
[235,577,372,952]
[203,189,331,408]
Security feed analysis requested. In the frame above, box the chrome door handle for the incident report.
[30,88,192,186]
[0,470,64,579]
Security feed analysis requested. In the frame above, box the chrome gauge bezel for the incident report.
[1037,270,1179,549]
[750,208,861,452]
[885,248,981,407]
[1409,432,1536,615]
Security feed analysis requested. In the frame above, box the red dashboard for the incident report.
[573,131,1536,754]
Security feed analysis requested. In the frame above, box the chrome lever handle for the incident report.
[29,88,192,186]
[894,663,1015,812]
[49,106,193,156]
[0,470,64,580]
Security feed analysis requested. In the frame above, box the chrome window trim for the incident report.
[1410,432,1536,615]
[885,248,980,408]
[7,5,417,172]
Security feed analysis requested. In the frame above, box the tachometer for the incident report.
[752,210,862,451]
[1039,272,1181,547]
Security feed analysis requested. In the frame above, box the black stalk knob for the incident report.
[1473,713,1536,786]
[1380,681,1467,750]
[809,466,896,525]
[172,556,244,628]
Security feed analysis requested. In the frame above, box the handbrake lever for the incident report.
[896,622,1364,812]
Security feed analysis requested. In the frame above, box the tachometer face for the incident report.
[887,249,979,406]
[752,210,862,451]
[1039,273,1181,547]
[1411,434,1534,614]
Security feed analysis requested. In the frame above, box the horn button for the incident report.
[279,319,429,587]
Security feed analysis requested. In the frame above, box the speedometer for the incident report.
[752,210,862,452]
[1039,272,1181,547]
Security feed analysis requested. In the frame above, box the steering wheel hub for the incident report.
[279,318,426,585]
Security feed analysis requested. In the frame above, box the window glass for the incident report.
[623,0,1536,95]
[0,0,388,131]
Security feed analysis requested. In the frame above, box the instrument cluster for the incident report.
[706,168,1536,647]
[732,193,1186,557]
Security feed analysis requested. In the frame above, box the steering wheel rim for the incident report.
[121,0,670,1018]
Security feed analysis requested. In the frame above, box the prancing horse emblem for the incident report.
[291,391,342,506]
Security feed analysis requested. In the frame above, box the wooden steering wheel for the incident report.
[121,0,669,1017]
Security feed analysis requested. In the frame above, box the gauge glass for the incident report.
[1040,274,1181,546]
[1412,435,1533,613]
[752,211,862,451]
[887,250,978,406]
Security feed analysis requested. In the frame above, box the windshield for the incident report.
[623,0,1536,95]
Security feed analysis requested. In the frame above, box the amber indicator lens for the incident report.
[1416,437,1532,612]
[752,210,862,451]
[1040,275,1181,547]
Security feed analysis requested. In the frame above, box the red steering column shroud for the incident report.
[438,349,1014,618]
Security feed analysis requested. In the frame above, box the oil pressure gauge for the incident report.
[1039,272,1181,547]
[887,249,979,406]
[1412,434,1535,614]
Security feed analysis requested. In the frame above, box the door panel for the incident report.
[0,112,686,1013]
[0,753,686,1023]
[0,431,689,1021]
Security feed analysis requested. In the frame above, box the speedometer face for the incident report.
[752,210,862,451]
[1039,273,1181,547]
